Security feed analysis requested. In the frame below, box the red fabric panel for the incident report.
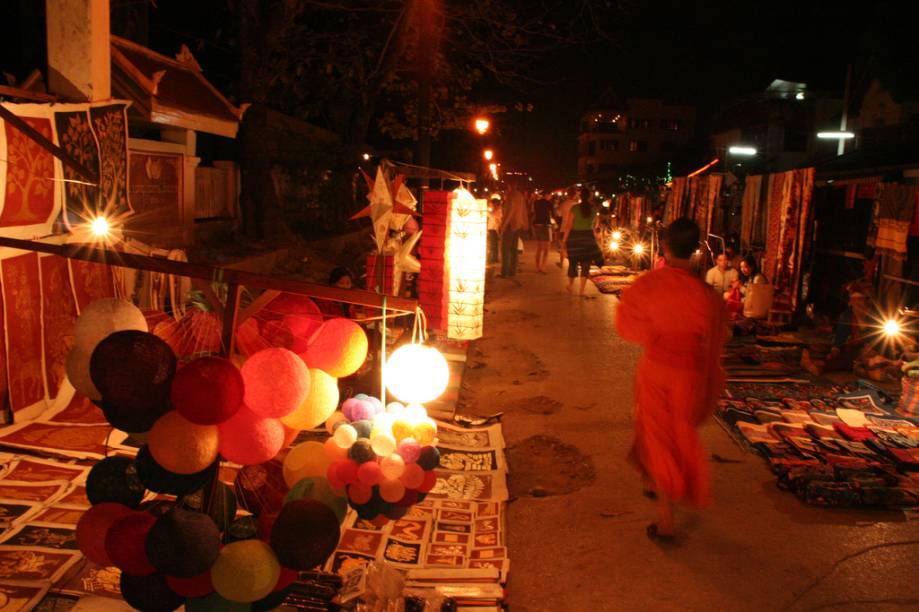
[2,253,46,412]
[1,116,56,227]
[69,260,115,311]
[40,256,78,399]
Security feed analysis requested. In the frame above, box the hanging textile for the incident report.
[630,196,643,231]
[874,183,916,257]
[54,109,101,227]
[740,175,763,250]
[0,107,60,234]
[687,176,700,226]
[771,168,814,311]
[40,256,77,401]
[762,171,789,285]
[666,177,687,224]
[703,174,722,237]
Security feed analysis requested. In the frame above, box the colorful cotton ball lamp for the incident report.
[218,408,285,466]
[396,438,421,464]
[335,459,359,485]
[269,499,341,570]
[76,502,133,566]
[73,298,148,353]
[302,318,368,377]
[186,593,250,612]
[86,456,145,508]
[418,469,437,493]
[146,508,221,578]
[234,460,287,516]
[148,411,219,475]
[417,446,441,471]
[211,539,280,603]
[105,511,157,576]
[323,437,349,462]
[325,411,347,434]
[171,356,244,425]
[333,424,357,448]
[357,461,384,486]
[241,348,310,418]
[370,431,397,457]
[120,572,183,612]
[385,343,449,404]
[379,478,406,503]
[285,476,347,523]
[65,347,101,400]
[165,570,214,599]
[348,439,375,464]
[347,482,373,505]
[135,445,217,496]
[414,419,438,445]
[89,330,176,417]
[400,463,425,489]
[282,441,331,488]
[281,368,339,430]
[351,419,373,439]
[381,454,405,479]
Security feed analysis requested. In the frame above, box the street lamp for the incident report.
[728,145,757,156]
[474,118,490,135]
[817,131,855,140]
[483,149,494,161]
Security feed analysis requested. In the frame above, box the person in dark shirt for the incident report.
[531,194,552,273]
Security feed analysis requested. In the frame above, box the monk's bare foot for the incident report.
[646,523,675,541]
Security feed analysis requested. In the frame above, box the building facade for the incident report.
[577,98,696,182]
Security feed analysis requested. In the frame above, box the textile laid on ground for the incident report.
[588,265,638,294]
[325,420,509,606]
[740,175,764,250]
[716,338,917,511]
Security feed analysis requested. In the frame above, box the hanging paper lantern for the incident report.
[148,412,219,475]
[86,456,145,508]
[120,572,184,612]
[241,348,311,418]
[73,298,148,353]
[234,460,287,516]
[218,408,285,466]
[105,511,157,576]
[135,445,217,496]
[165,570,215,599]
[145,508,221,578]
[281,368,339,430]
[76,502,134,566]
[282,441,331,488]
[65,347,101,400]
[445,189,487,339]
[384,344,449,405]
[285,476,347,523]
[171,357,244,425]
[302,318,368,378]
[211,539,281,603]
[269,499,341,570]
[89,330,176,419]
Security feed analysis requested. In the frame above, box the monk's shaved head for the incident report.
[664,218,700,259]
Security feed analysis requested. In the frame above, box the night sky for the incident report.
[1,0,914,186]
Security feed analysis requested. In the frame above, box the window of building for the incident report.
[600,139,619,151]
[587,141,596,155]
[660,119,682,131]
[586,163,595,175]
[629,140,648,152]
[628,118,651,129]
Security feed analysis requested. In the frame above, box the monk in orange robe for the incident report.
[616,218,727,539]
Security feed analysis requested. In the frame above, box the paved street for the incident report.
[460,245,919,611]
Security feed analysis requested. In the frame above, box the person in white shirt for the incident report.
[705,253,738,295]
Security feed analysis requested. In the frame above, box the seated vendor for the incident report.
[737,256,767,298]
[705,253,739,295]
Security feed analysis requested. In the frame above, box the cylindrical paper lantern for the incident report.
[241,348,311,418]
[148,412,219,475]
[146,508,221,578]
[269,499,341,570]
[302,318,368,377]
[218,408,284,466]
[281,368,339,430]
[211,539,280,603]
[172,357,244,425]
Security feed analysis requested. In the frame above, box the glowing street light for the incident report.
[474,118,490,135]
[362,152,371,161]
[632,243,645,255]
[610,241,619,251]
[882,318,901,337]
[728,145,757,156]
[612,230,622,241]
[89,216,110,238]
[483,149,494,161]
[817,131,855,140]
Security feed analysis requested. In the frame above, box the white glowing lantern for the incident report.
[385,343,450,404]
[446,188,487,340]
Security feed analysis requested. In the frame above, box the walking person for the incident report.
[615,218,727,540]
[500,185,529,279]
[531,192,552,273]
[561,188,602,296]
[557,187,579,268]
[487,196,502,265]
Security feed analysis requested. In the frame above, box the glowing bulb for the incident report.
[385,344,449,404]
[883,319,901,337]
[89,216,110,237]
[483,149,494,161]
[474,118,490,134]
[362,153,371,160]
[646,216,653,223]
[610,241,619,251]
[602,200,610,208]
[612,231,622,241]
[633,243,645,255]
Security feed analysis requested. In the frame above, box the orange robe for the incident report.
[616,266,727,506]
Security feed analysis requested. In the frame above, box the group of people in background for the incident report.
[704,248,768,319]
[486,185,604,296]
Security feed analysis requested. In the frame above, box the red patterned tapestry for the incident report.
[1,253,46,413]
[89,104,131,216]
[762,172,788,286]
[54,109,101,228]
[768,168,815,311]
[68,259,114,312]
[40,256,77,399]
[1,116,55,227]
